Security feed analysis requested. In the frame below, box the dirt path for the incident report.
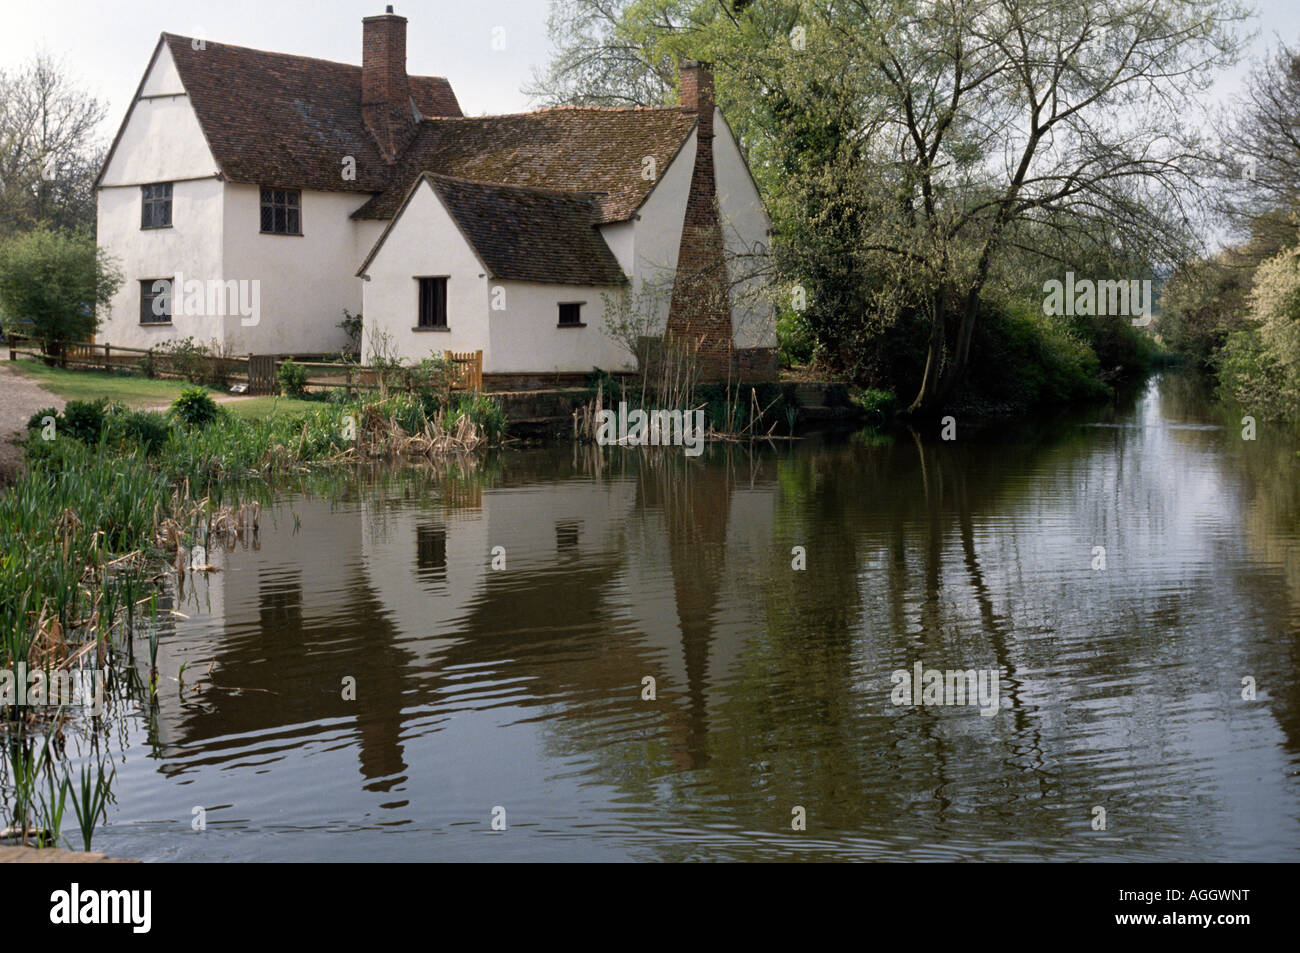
[0,361,65,483]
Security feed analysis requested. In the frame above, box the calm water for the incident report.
[90,373,1300,860]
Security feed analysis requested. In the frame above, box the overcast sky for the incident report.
[2,0,1299,149]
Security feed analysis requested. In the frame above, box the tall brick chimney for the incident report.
[362,7,416,161]
[666,60,733,381]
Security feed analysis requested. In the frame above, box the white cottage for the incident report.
[95,8,776,383]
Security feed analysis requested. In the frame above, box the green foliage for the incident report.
[390,393,427,436]
[409,354,457,410]
[170,385,220,428]
[26,406,60,433]
[960,301,1107,412]
[1158,256,1253,370]
[776,308,815,368]
[697,381,799,434]
[151,337,230,386]
[338,309,363,351]
[0,227,121,355]
[851,388,897,425]
[277,357,309,398]
[60,398,108,444]
[111,409,171,455]
[1216,245,1300,418]
[448,393,508,444]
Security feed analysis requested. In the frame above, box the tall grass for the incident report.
[2,391,505,850]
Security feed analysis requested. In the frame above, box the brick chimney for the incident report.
[362,7,416,161]
[666,61,733,380]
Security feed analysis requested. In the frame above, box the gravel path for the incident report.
[0,361,65,483]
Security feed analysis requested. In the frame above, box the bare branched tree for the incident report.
[0,52,107,235]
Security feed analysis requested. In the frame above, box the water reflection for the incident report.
[97,374,1300,860]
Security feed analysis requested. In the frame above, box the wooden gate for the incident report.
[446,350,482,392]
[248,355,278,395]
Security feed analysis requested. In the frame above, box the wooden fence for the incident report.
[5,336,484,396]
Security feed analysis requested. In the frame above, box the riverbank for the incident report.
[0,845,137,863]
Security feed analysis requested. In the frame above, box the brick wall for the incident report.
[362,12,416,160]
[665,61,735,382]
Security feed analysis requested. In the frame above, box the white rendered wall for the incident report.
[620,114,776,350]
[714,112,776,348]
[221,185,369,355]
[359,181,490,364]
[622,129,693,337]
[96,42,226,350]
[487,280,632,374]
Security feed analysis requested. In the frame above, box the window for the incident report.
[141,183,172,229]
[558,302,584,327]
[140,278,172,324]
[260,188,301,234]
[416,525,447,579]
[417,277,448,329]
[556,521,580,553]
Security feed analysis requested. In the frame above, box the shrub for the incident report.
[961,300,1105,412]
[277,357,309,398]
[776,309,816,367]
[0,228,122,357]
[169,386,219,428]
[26,407,61,433]
[112,410,171,455]
[154,335,213,384]
[61,399,108,444]
[852,388,897,424]
[338,309,363,353]
[409,354,456,408]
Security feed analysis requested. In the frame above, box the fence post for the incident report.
[104,342,111,373]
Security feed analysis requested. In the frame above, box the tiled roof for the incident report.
[360,174,628,286]
[351,108,698,224]
[433,176,627,285]
[161,33,461,193]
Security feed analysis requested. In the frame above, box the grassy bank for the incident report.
[1,386,506,849]
[9,359,193,407]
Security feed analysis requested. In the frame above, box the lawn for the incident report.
[221,395,323,419]
[9,360,322,418]
[10,359,192,407]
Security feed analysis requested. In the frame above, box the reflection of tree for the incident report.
[141,383,1300,858]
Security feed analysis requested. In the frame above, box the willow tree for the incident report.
[533,0,1245,411]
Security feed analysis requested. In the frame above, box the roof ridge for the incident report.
[161,33,450,82]
[421,171,609,199]
[420,105,688,122]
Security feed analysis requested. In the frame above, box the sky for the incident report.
[1,0,1298,150]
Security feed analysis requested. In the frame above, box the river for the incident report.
[91,372,1300,861]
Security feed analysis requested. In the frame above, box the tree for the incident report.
[533,0,1248,412]
[0,53,107,235]
[0,228,121,357]
[1214,38,1300,253]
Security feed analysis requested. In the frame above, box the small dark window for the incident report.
[558,302,583,326]
[140,278,172,324]
[260,188,301,234]
[141,183,172,229]
[416,524,447,578]
[556,521,580,552]
[418,277,448,329]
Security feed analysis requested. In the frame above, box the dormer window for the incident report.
[260,188,301,235]
[141,183,172,229]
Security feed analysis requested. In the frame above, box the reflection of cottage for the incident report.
[95,8,775,381]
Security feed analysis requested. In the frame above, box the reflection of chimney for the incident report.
[362,7,416,161]
[667,60,732,380]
